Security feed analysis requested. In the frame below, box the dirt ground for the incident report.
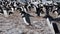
[0,8,60,34]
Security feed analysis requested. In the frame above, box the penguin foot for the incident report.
[26,24,32,26]
[29,24,32,26]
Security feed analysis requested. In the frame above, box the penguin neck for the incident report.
[23,7,27,13]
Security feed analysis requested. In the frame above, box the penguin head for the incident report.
[21,11,26,15]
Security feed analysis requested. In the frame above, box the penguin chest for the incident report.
[23,16,30,22]
[3,10,8,17]
[22,17,30,25]
[54,11,58,15]
[11,8,14,12]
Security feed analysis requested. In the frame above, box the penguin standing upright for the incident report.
[24,4,28,11]
[14,2,17,11]
[27,3,31,11]
[11,7,14,12]
[45,15,59,34]
[11,2,15,11]
[46,18,55,34]
[6,5,13,15]
[22,6,27,13]
[3,8,8,17]
[20,6,33,26]
[21,11,32,26]
[2,4,9,17]
[36,4,41,17]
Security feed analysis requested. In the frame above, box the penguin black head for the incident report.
[21,11,26,15]
[43,15,54,21]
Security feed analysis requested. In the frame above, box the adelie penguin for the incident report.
[27,3,31,11]
[3,6,8,17]
[45,15,59,34]
[46,17,55,34]
[3,8,8,17]
[11,7,14,13]
[20,6,33,26]
[7,5,13,15]
[21,11,33,26]
[36,4,41,17]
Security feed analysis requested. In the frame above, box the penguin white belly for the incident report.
[27,6,29,11]
[15,8,17,11]
[54,11,58,14]
[14,3,16,7]
[11,8,14,12]
[47,18,55,34]
[24,8,27,13]
[3,10,8,17]
[23,17,29,25]
[20,7,23,11]
[43,7,46,12]
[55,8,58,10]
[54,11,58,18]
[33,6,36,12]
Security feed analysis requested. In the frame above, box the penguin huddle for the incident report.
[20,3,60,33]
[0,0,60,34]
[0,0,22,17]
[43,3,60,33]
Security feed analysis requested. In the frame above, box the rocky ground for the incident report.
[0,9,60,34]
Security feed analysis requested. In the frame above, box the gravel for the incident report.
[0,11,54,34]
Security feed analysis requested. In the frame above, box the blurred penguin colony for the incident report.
[0,0,60,17]
[0,0,60,28]
[0,0,60,34]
